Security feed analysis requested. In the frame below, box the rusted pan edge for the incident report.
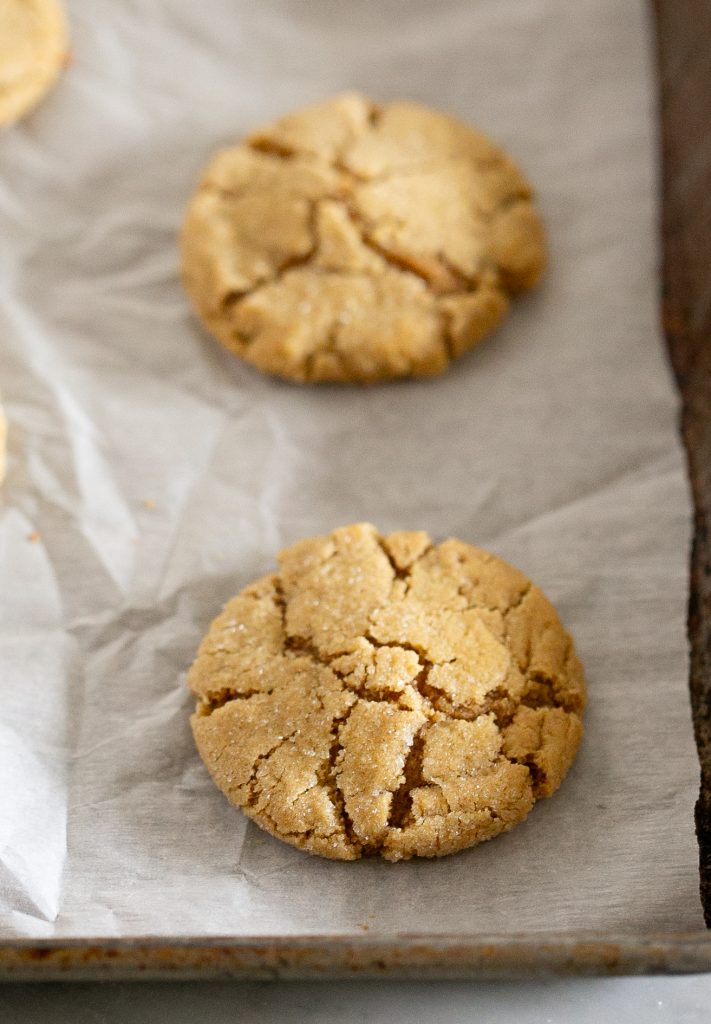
[654,0,711,924]
[0,933,710,981]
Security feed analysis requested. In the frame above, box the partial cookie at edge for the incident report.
[0,0,68,126]
[0,402,6,484]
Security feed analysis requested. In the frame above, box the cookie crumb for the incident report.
[27,530,41,543]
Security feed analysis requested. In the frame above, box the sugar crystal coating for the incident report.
[181,93,546,383]
[189,524,585,861]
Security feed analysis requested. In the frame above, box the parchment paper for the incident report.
[0,0,704,939]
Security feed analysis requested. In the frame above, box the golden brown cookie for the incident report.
[0,0,68,126]
[189,524,584,861]
[181,94,546,384]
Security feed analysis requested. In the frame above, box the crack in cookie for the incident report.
[189,524,585,861]
[180,93,546,383]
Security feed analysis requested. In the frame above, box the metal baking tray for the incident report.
[1,0,710,980]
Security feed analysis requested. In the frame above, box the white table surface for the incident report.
[1,975,710,1023]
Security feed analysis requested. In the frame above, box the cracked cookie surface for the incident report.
[0,0,67,126]
[189,524,584,861]
[180,93,546,384]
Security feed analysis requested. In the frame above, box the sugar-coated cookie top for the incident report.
[181,94,546,384]
[190,524,584,861]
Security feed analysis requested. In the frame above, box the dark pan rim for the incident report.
[0,931,710,980]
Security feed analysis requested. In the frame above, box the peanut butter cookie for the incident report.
[181,94,546,383]
[189,524,584,861]
[0,0,68,126]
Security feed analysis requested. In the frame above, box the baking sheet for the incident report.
[0,0,704,941]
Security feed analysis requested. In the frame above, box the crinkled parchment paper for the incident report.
[0,0,704,938]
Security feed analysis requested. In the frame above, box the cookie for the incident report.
[189,524,584,861]
[0,402,6,483]
[0,0,67,126]
[181,93,546,384]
